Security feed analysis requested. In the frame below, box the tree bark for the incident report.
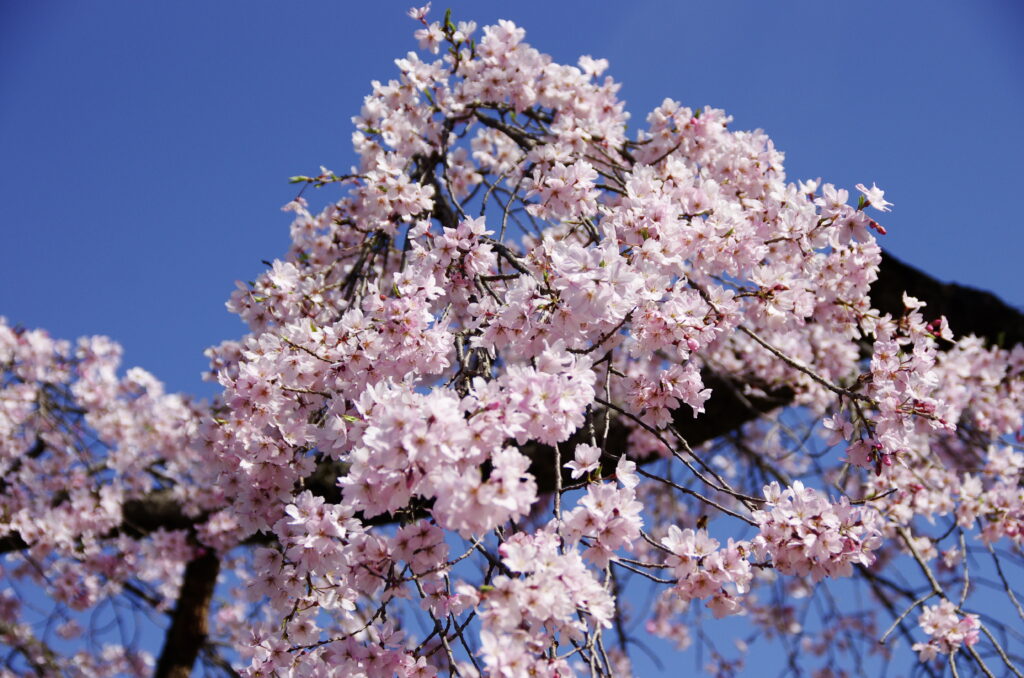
[154,549,221,678]
[874,250,1024,348]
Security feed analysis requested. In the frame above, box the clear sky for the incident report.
[3,2,1024,674]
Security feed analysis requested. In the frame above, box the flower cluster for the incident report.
[661,526,753,618]
[468,530,615,677]
[561,456,644,565]
[956,445,1024,545]
[912,600,980,662]
[752,482,883,581]
[338,382,537,536]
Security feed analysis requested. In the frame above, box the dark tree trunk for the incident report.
[154,550,220,678]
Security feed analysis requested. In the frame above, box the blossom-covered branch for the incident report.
[3,7,1024,677]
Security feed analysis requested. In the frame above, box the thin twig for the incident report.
[739,325,871,403]
[879,591,934,645]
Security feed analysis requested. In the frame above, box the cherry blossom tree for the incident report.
[4,7,1024,677]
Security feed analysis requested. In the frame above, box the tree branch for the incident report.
[874,250,1024,348]
[1,251,1021,555]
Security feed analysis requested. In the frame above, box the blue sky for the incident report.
[3,2,1023,396]
[3,2,1024,674]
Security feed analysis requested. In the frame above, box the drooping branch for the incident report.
[0,621,60,675]
[1,251,1020,556]
[523,373,793,496]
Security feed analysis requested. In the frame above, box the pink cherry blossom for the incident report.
[3,9,1023,677]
